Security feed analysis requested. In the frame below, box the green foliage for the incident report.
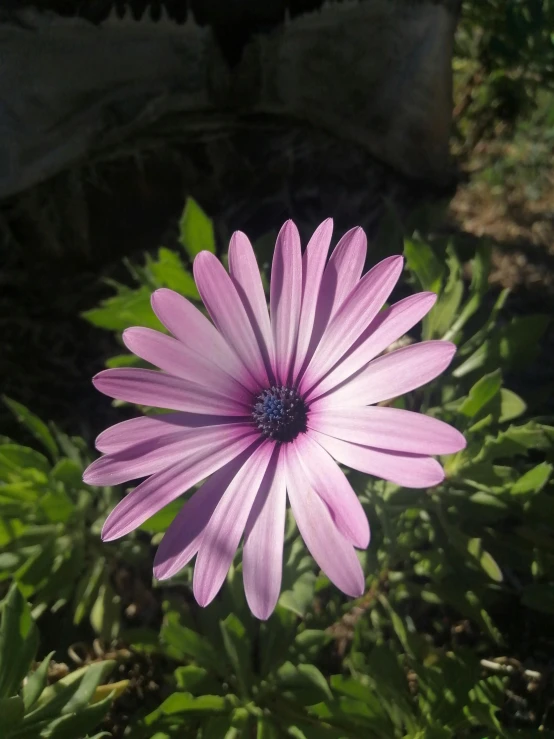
[0,584,121,738]
[7,198,554,735]
[0,398,147,638]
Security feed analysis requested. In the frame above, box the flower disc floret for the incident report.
[252,386,308,442]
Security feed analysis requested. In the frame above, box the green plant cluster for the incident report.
[1,200,554,737]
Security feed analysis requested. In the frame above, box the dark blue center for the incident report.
[252,386,308,442]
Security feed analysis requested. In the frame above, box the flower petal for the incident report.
[291,434,369,548]
[154,453,248,580]
[101,429,259,541]
[308,428,445,488]
[93,368,250,416]
[95,413,237,454]
[300,226,367,374]
[301,255,403,391]
[193,441,275,607]
[194,251,270,388]
[270,220,302,384]
[243,446,287,620]
[305,292,437,401]
[308,406,466,455]
[292,219,333,378]
[84,424,250,486]
[313,341,456,409]
[285,445,365,598]
[229,231,276,379]
[151,288,253,390]
[123,327,252,404]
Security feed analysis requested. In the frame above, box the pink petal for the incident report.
[300,227,367,374]
[308,406,466,455]
[123,327,252,404]
[285,445,365,598]
[154,453,247,580]
[292,219,333,379]
[291,434,369,548]
[101,430,259,541]
[95,413,237,454]
[243,446,287,620]
[313,341,456,409]
[93,368,250,416]
[301,255,403,392]
[84,424,250,486]
[308,429,445,488]
[305,292,437,401]
[193,442,275,607]
[151,289,254,391]
[229,231,276,379]
[194,252,270,388]
[270,220,302,384]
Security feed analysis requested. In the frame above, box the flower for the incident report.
[83,219,465,619]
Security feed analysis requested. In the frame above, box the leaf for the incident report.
[220,614,252,697]
[511,463,552,495]
[50,459,84,490]
[431,248,464,338]
[22,652,55,710]
[3,398,58,460]
[499,389,527,422]
[89,580,121,641]
[150,248,200,299]
[145,693,228,725]
[140,499,184,534]
[174,666,221,695]
[35,692,114,739]
[73,557,105,626]
[0,445,50,477]
[458,371,502,418]
[293,630,330,660]
[404,239,444,294]
[279,571,316,617]
[161,620,222,673]
[26,662,115,725]
[179,197,216,258]
[276,662,332,705]
[0,696,24,733]
[82,285,163,332]
[0,584,38,699]
[454,315,550,377]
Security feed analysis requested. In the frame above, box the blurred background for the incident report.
[1,2,554,737]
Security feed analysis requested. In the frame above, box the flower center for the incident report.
[252,386,308,442]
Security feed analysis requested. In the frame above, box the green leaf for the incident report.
[22,652,55,711]
[0,584,38,699]
[511,463,552,495]
[150,248,200,299]
[33,692,114,739]
[220,614,252,697]
[50,459,84,490]
[404,239,444,294]
[82,285,163,332]
[3,398,58,460]
[145,693,228,725]
[458,371,502,418]
[140,499,184,534]
[26,661,115,723]
[89,580,121,641]
[73,558,105,626]
[174,666,221,695]
[257,718,280,739]
[179,197,216,258]
[431,248,464,338]
[499,389,527,422]
[276,662,332,705]
[0,696,24,734]
[0,445,50,477]
[161,619,222,673]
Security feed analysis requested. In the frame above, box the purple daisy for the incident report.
[84,219,465,619]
